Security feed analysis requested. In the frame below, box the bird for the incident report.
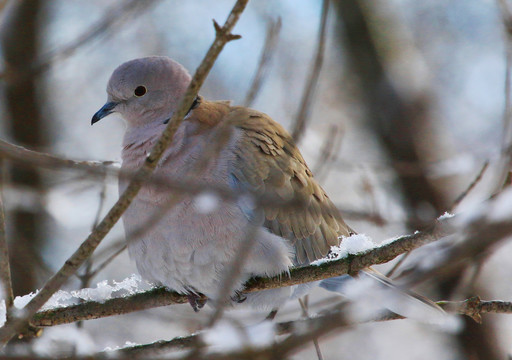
[91,56,356,311]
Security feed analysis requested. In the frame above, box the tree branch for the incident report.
[291,0,329,143]
[31,219,453,327]
[0,163,13,309]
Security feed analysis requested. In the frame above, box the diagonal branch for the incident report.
[291,0,330,143]
[243,17,282,107]
[0,0,250,346]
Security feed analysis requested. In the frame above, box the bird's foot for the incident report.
[187,293,207,312]
[265,309,279,320]
[231,290,247,303]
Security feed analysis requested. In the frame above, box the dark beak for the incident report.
[91,102,117,125]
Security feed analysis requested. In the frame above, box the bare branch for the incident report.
[0,0,161,80]
[0,162,13,309]
[334,0,448,228]
[243,17,282,107]
[0,0,250,346]
[312,125,344,182]
[291,0,329,143]
[31,219,453,327]
[450,161,489,211]
[493,0,512,196]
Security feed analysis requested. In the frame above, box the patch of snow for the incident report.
[311,234,376,266]
[14,291,37,309]
[0,299,5,327]
[10,275,145,312]
[43,274,143,310]
[194,192,220,214]
[202,320,275,352]
[103,340,139,352]
[438,212,455,220]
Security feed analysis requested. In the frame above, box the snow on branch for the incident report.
[31,219,453,327]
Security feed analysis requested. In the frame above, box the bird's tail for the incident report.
[319,268,449,325]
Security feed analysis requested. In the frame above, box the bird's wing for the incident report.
[225,106,355,265]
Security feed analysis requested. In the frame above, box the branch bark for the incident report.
[31,219,452,327]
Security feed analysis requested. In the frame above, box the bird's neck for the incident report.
[121,122,167,168]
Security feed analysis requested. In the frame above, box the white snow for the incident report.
[438,212,455,220]
[14,291,37,309]
[43,274,143,310]
[202,320,275,352]
[193,192,220,214]
[9,274,145,312]
[0,299,5,327]
[103,340,140,352]
[311,234,376,266]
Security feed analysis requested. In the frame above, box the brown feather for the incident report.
[195,100,354,266]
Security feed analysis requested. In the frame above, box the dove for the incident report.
[91,56,354,311]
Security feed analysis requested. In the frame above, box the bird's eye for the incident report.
[134,85,147,97]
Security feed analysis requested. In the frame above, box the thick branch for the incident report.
[31,220,452,327]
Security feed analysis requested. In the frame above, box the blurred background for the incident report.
[0,0,510,358]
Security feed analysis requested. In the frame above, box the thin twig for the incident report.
[450,161,489,211]
[385,251,410,278]
[206,223,259,327]
[312,125,344,182]
[495,0,512,194]
[243,17,282,107]
[0,0,249,346]
[298,297,324,360]
[291,0,329,142]
[0,161,13,309]
[0,0,161,80]
[103,295,512,358]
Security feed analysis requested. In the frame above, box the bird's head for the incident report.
[91,56,191,128]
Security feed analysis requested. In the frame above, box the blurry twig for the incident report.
[0,0,249,346]
[89,245,126,279]
[312,125,344,182]
[105,295,512,358]
[291,0,329,142]
[0,161,13,309]
[493,0,512,197]
[334,0,447,228]
[0,138,117,173]
[450,161,489,211]
[385,252,410,278]
[76,175,109,328]
[0,0,161,80]
[243,17,281,107]
[298,297,324,360]
[337,208,387,226]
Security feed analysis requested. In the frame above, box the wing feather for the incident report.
[225,106,354,265]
